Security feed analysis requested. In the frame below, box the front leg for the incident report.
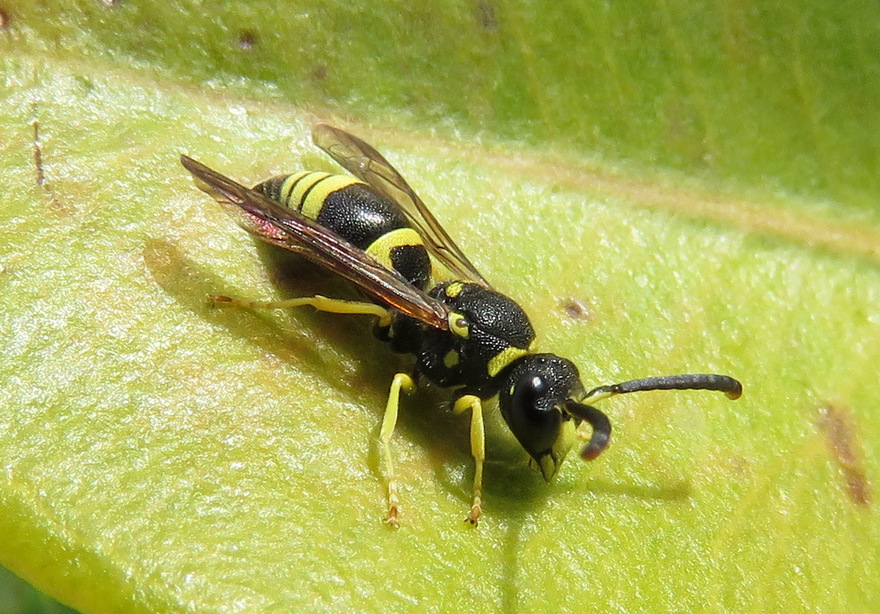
[453,394,485,526]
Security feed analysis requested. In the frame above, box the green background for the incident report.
[1,0,878,612]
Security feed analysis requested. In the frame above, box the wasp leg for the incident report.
[211,294,392,326]
[453,394,485,526]
[380,372,416,527]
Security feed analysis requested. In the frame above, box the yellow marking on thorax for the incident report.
[445,282,465,298]
[365,227,425,270]
[488,346,530,377]
[300,174,365,219]
[443,350,460,369]
[448,312,470,338]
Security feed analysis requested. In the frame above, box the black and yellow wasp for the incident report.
[181,124,742,527]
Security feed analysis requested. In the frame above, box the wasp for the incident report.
[181,124,742,527]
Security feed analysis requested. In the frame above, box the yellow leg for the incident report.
[380,373,416,527]
[453,394,485,526]
[211,294,391,326]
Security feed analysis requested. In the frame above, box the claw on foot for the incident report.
[465,501,482,526]
[386,506,400,529]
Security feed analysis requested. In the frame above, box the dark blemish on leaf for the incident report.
[312,65,328,81]
[0,6,10,30]
[31,104,46,187]
[559,298,593,321]
[30,103,63,210]
[476,0,498,31]
[237,29,258,50]
[816,403,872,507]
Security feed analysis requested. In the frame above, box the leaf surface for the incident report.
[1,1,878,612]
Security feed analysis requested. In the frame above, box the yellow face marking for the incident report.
[537,419,578,481]
[445,282,464,298]
[448,312,469,338]
[443,350,460,369]
[301,174,365,219]
[488,347,529,377]
[365,227,424,270]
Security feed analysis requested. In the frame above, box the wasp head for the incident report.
[498,353,611,481]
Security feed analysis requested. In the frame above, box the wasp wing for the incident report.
[180,155,450,331]
[312,123,491,288]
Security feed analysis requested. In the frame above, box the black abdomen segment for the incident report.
[254,172,433,289]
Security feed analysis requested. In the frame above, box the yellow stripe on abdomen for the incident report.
[278,172,326,212]
[300,174,365,220]
[365,227,424,270]
[275,172,309,207]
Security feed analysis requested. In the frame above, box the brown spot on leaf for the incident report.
[0,6,10,30]
[312,65,328,81]
[237,29,258,50]
[559,298,593,321]
[816,403,872,507]
[476,0,498,31]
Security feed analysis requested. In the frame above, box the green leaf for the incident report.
[1,1,878,612]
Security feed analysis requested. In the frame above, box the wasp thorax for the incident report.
[412,282,537,388]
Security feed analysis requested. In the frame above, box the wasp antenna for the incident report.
[583,374,742,405]
[563,401,612,460]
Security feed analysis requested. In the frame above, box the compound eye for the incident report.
[509,374,560,455]
[513,374,545,410]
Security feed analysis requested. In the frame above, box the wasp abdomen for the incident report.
[255,172,433,289]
